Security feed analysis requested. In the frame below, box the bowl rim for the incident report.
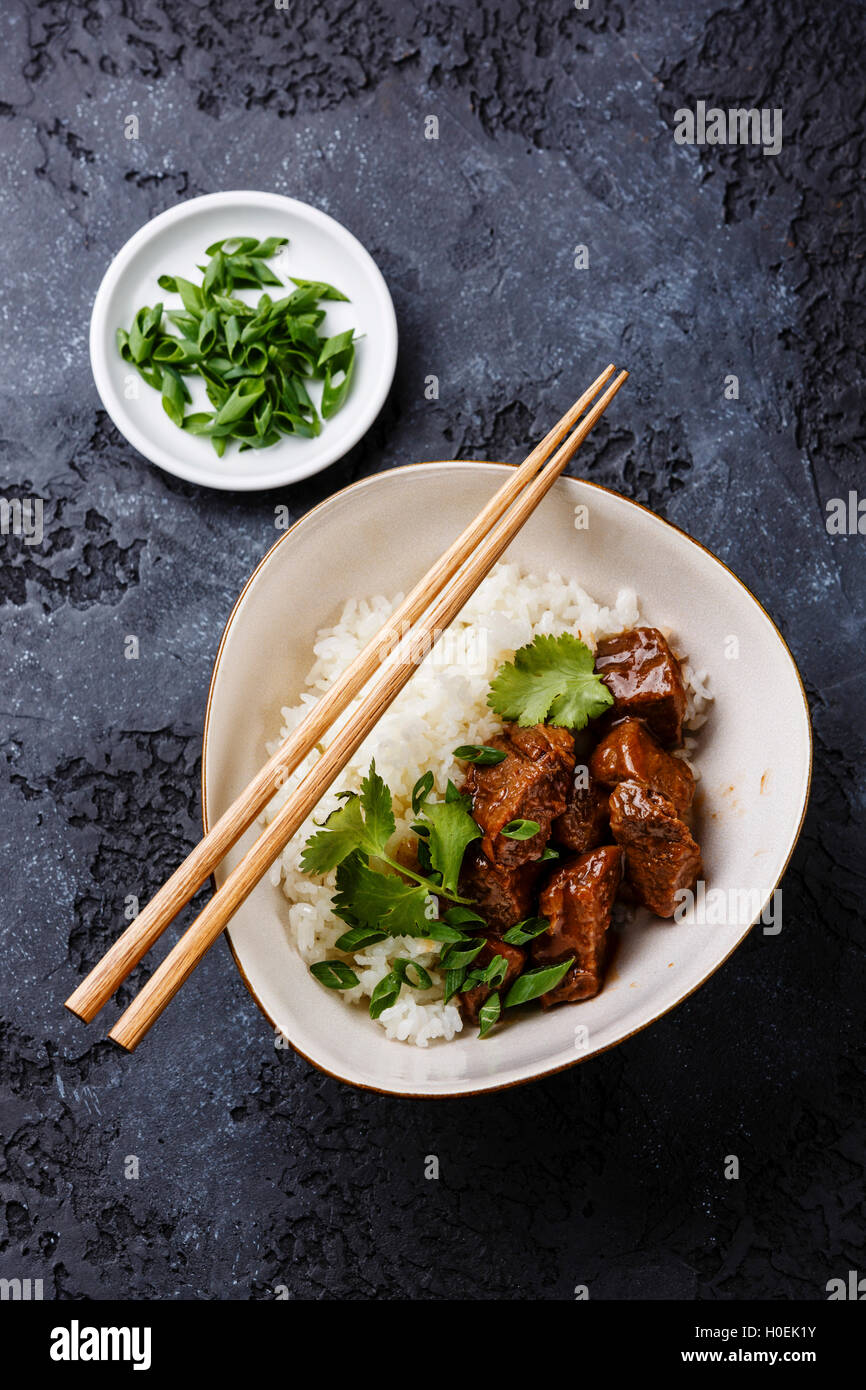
[89,189,399,492]
[201,462,813,1098]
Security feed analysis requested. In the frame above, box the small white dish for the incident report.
[89,191,398,492]
[202,464,812,1096]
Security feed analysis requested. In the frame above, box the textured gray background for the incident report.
[1,0,863,1300]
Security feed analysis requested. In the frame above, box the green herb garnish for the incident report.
[487,632,613,729]
[369,956,434,1019]
[504,958,574,1006]
[303,761,483,1007]
[369,971,401,1018]
[501,917,550,945]
[444,967,467,1003]
[301,761,476,909]
[439,938,486,971]
[426,921,471,944]
[393,958,433,990]
[117,236,357,455]
[461,954,509,991]
[333,854,433,938]
[426,905,485,943]
[453,744,508,766]
[301,762,397,876]
[411,770,434,815]
[501,818,541,840]
[477,992,501,1038]
[416,786,481,893]
[309,960,359,990]
[334,926,388,952]
[440,906,487,928]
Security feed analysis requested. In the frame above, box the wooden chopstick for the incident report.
[64,365,616,1025]
[107,369,628,1051]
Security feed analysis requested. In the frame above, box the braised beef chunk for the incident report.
[532,845,624,1006]
[590,717,694,815]
[458,845,542,933]
[552,777,609,853]
[462,722,575,866]
[594,627,687,747]
[460,939,526,1024]
[609,779,702,917]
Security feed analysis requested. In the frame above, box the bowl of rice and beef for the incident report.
[201,461,811,1097]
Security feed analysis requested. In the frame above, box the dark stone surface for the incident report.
[1,0,863,1301]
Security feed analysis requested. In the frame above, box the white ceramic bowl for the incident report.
[89,192,397,491]
[202,464,812,1096]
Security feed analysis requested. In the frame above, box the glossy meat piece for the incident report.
[458,845,542,933]
[609,779,702,917]
[595,627,687,747]
[532,845,624,1006]
[460,939,526,1024]
[551,776,609,852]
[462,722,575,866]
[590,717,694,815]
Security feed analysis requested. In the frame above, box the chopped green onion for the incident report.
[504,958,574,1006]
[117,237,355,456]
[411,770,434,815]
[310,960,359,990]
[439,938,486,970]
[370,971,401,1019]
[501,819,541,840]
[334,926,388,952]
[394,959,433,990]
[502,917,550,945]
[478,992,501,1037]
[452,744,508,766]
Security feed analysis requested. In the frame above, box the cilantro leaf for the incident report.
[332,854,432,938]
[300,759,395,874]
[299,794,367,875]
[359,760,396,850]
[487,632,614,729]
[419,791,481,895]
[412,780,480,894]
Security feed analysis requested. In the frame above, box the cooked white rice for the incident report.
[264,562,710,1046]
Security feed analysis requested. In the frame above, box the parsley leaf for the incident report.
[487,632,613,729]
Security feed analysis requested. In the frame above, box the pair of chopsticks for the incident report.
[65,363,627,1050]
